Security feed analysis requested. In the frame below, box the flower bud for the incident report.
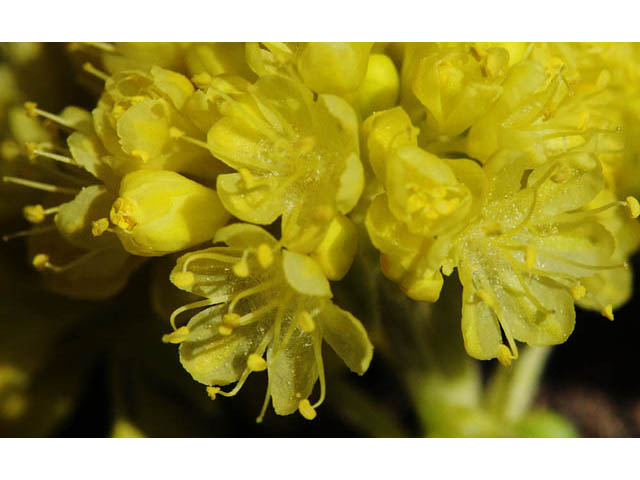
[110,169,229,256]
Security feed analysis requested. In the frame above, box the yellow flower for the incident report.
[364,108,638,363]
[92,66,226,180]
[466,51,625,171]
[206,74,364,258]
[402,43,509,138]
[246,42,373,95]
[109,169,230,256]
[163,223,373,420]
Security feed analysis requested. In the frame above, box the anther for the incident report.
[256,243,273,269]
[32,253,51,271]
[233,260,250,278]
[601,304,614,321]
[91,218,110,237]
[570,283,586,300]
[625,196,640,219]
[222,313,242,328]
[525,246,537,270]
[206,386,221,400]
[23,205,45,223]
[297,311,315,333]
[171,271,195,289]
[191,72,213,89]
[298,399,317,420]
[497,344,513,367]
[110,197,137,232]
[247,354,267,372]
[218,325,233,336]
[161,326,191,344]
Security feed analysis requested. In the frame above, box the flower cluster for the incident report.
[2,42,639,424]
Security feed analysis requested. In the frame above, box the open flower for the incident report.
[91,65,227,181]
[163,223,373,420]
[365,109,640,364]
[206,74,364,258]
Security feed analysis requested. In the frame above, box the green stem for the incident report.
[485,345,552,422]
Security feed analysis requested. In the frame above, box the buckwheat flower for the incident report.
[246,42,373,95]
[91,65,226,180]
[109,169,229,256]
[163,223,373,420]
[364,109,639,363]
[466,54,626,171]
[206,74,364,266]
[401,43,509,138]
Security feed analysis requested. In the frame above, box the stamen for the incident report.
[161,326,190,344]
[2,176,79,195]
[23,204,59,224]
[218,325,234,336]
[570,283,586,300]
[25,143,76,165]
[497,344,513,367]
[206,386,221,400]
[247,354,267,372]
[233,259,250,278]
[298,399,317,420]
[2,225,55,242]
[110,197,137,232]
[82,62,110,82]
[91,218,110,237]
[182,251,240,271]
[256,243,274,269]
[227,281,277,315]
[23,102,77,130]
[255,376,272,424]
[626,196,640,219]
[169,298,219,330]
[311,336,326,409]
[31,248,104,273]
[168,127,210,150]
[601,304,614,321]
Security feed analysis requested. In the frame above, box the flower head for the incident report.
[364,108,639,364]
[206,74,364,258]
[164,223,373,420]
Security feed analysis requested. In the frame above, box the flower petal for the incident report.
[282,250,331,298]
[267,327,320,415]
[179,305,268,386]
[216,172,285,225]
[316,303,373,375]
